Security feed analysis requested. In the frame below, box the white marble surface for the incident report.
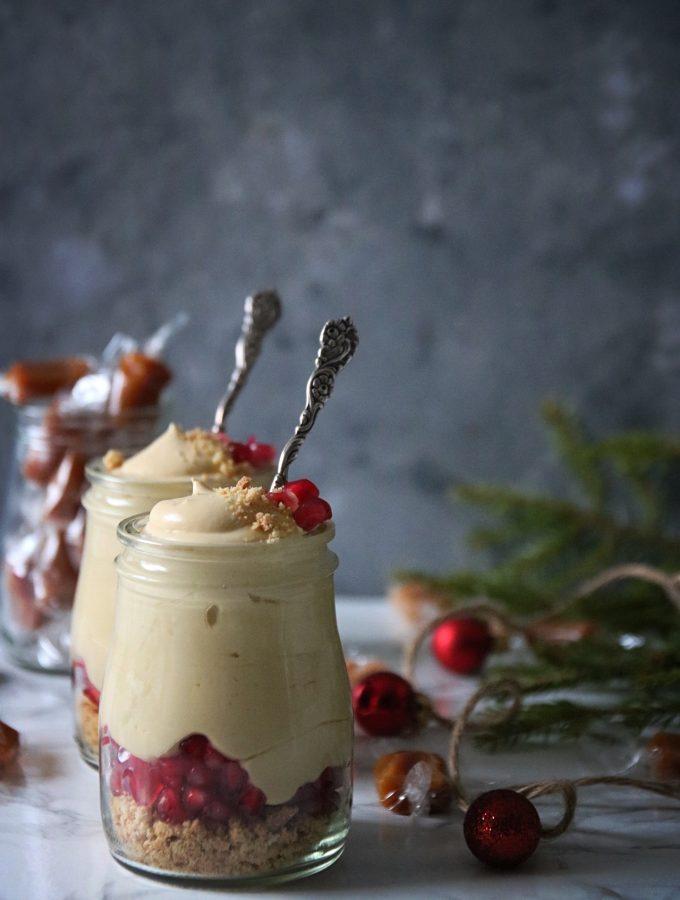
[0,597,678,900]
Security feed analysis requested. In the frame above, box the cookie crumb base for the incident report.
[77,696,99,764]
[110,794,347,880]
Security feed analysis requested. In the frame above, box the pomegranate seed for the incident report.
[158,756,187,789]
[218,760,247,797]
[179,734,208,759]
[240,785,265,817]
[228,441,250,464]
[156,787,186,824]
[293,782,323,815]
[83,685,100,707]
[267,488,299,512]
[183,786,210,816]
[204,799,231,824]
[129,761,163,807]
[186,762,214,789]
[285,479,319,503]
[109,768,123,797]
[293,497,332,532]
[246,438,276,469]
[203,744,227,769]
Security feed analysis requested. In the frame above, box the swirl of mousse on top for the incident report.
[103,423,259,481]
[145,477,303,544]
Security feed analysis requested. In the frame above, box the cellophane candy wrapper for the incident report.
[0,313,187,671]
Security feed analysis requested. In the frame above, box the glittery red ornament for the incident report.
[352,671,417,737]
[431,616,493,675]
[463,789,541,869]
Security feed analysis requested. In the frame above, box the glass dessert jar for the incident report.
[99,513,352,884]
[70,426,276,767]
[1,402,164,672]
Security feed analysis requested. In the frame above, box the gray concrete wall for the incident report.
[1,0,678,593]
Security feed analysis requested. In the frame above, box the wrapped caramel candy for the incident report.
[1,358,91,405]
[108,352,172,414]
[374,751,453,816]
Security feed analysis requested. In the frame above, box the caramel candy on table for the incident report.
[647,732,680,781]
[2,357,90,404]
[0,721,19,769]
[388,580,452,626]
[526,618,598,645]
[374,751,454,816]
[108,352,172,414]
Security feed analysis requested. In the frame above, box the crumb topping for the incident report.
[103,448,125,471]
[182,429,244,478]
[217,477,300,541]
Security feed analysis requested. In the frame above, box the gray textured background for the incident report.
[1,0,679,593]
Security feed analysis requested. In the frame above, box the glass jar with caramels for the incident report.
[99,479,350,884]
[70,424,277,767]
[1,401,166,672]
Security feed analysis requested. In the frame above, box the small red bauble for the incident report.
[431,616,493,675]
[352,671,417,737]
[463,789,541,869]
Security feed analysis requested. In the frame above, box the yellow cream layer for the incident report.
[100,526,352,804]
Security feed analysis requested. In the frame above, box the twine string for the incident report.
[446,679,680,839]
[404,564,680,685]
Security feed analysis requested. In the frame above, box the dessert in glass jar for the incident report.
[70,424,277,766]
[99,476,351,884]
[1,345,174,672]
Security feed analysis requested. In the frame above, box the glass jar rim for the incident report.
[85,458,198,490]
[117,512,335,560]
[16,399,167,427]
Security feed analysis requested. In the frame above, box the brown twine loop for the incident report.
[563,563,680,617]
[447,679,522,813]
[403,604,521,683]
[446,679,680,840]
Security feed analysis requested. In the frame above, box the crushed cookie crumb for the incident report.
[110,794,343,878]
[215,479,300,542]
[103,449,125,471]
[77,695,99,758]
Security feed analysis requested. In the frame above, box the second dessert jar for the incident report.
[70,423,276,766]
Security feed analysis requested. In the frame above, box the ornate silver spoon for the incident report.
[212,290,282,433]
[271,316,359,490]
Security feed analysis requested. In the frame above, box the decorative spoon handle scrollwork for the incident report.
[271,316,359,490]
[213,290,282,433]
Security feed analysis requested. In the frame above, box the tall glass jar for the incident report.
[70,461,275,767]
[1,403,164,672]
[99,515,352,884]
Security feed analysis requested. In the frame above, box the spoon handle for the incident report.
[213,290,282,433]
[271,316,358,490]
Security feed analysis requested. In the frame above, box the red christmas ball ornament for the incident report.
[352,671,418,737]
[431,616,493,675]
[463,789,541,869]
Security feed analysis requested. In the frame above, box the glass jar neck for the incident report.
[116,515,338,589]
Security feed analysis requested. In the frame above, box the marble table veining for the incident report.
[0,598,678,900]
